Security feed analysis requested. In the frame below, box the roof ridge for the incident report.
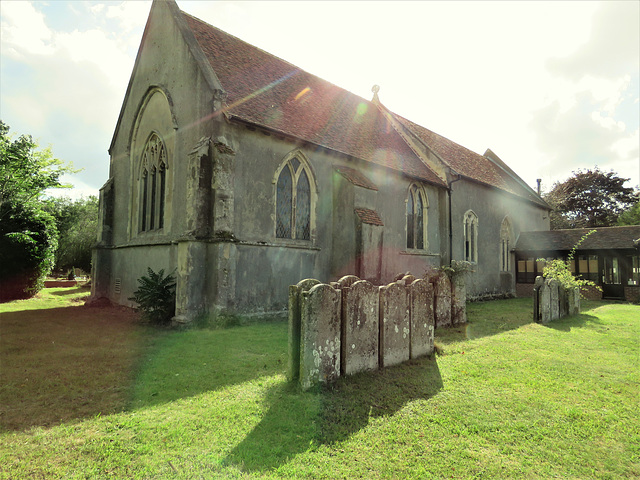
[371,101,450,185]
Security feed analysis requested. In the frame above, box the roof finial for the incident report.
[371,84,380,103]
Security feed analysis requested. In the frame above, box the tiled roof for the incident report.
[516,226,640,252]
[184,13,445,187]
[394,115,547,206]
[180,7,545,204]
[334,166,378,191]
[355,208,384,226]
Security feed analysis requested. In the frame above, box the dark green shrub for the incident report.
[129,268,176,324]
[0,202,58,301]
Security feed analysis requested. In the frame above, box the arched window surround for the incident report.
[406,184,429,250]
[137,132,168,233]
[273,150,317,242]
[500,216,513,272]
[464,210,479,263]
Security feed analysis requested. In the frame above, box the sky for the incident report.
[1,0,639,199]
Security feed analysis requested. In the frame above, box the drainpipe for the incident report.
[448,173,462,265]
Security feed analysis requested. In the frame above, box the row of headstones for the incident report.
[533,276,580,324]
[288,273,467,390]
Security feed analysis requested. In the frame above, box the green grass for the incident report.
[1,293,638,479]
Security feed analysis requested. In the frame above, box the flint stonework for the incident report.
[300,283,341,390]
[379,282,410,367]
[341,280,379,376]
[409,279,434,358]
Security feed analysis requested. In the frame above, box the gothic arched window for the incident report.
[464,210,479,263]
[276,155,313,240]
[139,133,168,232]
[407,184,428,250]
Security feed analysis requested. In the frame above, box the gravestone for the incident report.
[540,279,551,324]
[533,276,545,323]
[549,279,560,321]
[409,279,434,358]
[300,283,342,390]
[451,276,467,325]
[288,278,321,381]
[341,280,379,376]
[379,282,410,367]
[558,284,568,318]
[399,274,417,286]
[571,287,580,315]
[337,275,361,289]
[432,273,452,328]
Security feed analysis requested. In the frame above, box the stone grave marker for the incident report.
[341,280,379,376]
[300,283,341,390]
[379,282,410,367]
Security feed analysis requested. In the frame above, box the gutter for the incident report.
[448,172,462,265]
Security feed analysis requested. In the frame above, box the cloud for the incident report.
[0,1,151,195]
[546,1,640,81]
[0,1,53,57]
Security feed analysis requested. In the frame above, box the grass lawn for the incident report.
[1,290,638,479]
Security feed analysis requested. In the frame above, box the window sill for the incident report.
[239,240,321,251]
[400,250,440,257]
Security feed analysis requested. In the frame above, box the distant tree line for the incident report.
[0,121,98,301]
[543,167,639,229]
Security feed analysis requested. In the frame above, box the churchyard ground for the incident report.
[0,286,638,478]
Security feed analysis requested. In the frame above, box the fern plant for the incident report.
[129,268,176,324]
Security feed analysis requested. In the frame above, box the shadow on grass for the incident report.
[127,322,289,410]
[48,286,91,297]
[0,305,144,432]
[436,297,534,345]
[225,356,442,472]
[542,312,601,332]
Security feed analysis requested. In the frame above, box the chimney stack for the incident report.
[536,179,542,196]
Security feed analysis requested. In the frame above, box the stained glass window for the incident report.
[464,211,478,262]
[141,170,148,232]
[406,185,426,250]
[276,166,293,238]
[296,169,311,240]
[139,133,168,233]
[416,191,424,250]
[275,155,313,241]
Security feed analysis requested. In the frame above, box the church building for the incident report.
[92,0,550,320]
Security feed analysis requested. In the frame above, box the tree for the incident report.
[617,200,640,226]
[0,121,75,300]
[44,196,99,273]
[543,168,639,229]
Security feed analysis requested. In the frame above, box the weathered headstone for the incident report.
[409,279,434,358]
[337,275,361,289]
[300,283,341,390]
[379,282,410,367]
[558,284,568,318]
[533,276,545,323]
[288,278,321,381]
[451,276,467,326]
[432,273,452,328]
[400,274,417,286]
[540,278,551,324]
[549,279,560,321]
[572,287,581,315]
[341,280,379,376]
